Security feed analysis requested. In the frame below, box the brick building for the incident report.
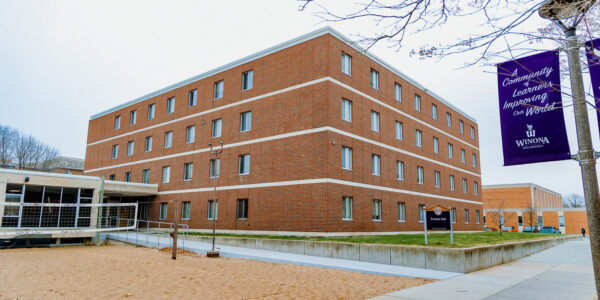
[482,183,588,234]
[84,27,482,233]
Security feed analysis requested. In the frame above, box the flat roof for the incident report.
[90,26,477,123]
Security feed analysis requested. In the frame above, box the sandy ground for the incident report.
[0,245,431,299]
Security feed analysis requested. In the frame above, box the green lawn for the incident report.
[186,232,561,248]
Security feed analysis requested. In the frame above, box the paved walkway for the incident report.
[373,239,596,300]
[106,232,459,280]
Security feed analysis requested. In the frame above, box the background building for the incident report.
[84,27,482,233]
[46,157,85,175]
[482,183,588,234]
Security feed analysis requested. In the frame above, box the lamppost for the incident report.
[207,140,223,258]
[539,0,599,296]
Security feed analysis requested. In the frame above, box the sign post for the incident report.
[424,205,453,245]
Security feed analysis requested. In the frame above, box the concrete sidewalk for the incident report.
[106,232,459,280]
[373,239,595,300]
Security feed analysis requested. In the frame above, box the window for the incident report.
[462,178,468,193]
[398,202,406,222]
[114,116,121,130]
[461,149,466,163]
[342,147,352,170]
[464,209,469,224]
[417,166,424,184]
[559,216,565,227]
[472,154,477,167]
[111,145,118,159]
[211,119,222,138]
[145,136,153,152]
[474,182,479,195]
[130,110,137,125]
[181,202,190,220]
[209,159,220,178]
[341,98,352,122]
[416,130,422,147]
[341,52,352,76]
[164,131,173,148]
[239,154,250,174]
[476,210,480,224]
[432,104,438,120]
[373,199,382,221]
[159,203,167,220]
[167,97,175,114]
[396,161,404,180]
[240,111,252,132]
[395,83,402,102]
[449,175,455,191]
[214,80,224,99]
[184,163,193,181]
[208,200,218,220]
[471,126,475,139]
[109,174,116,180]
[395,121,403,140]
[186,125,195,143]
[342,196,353,220]
[452,208,457,223]
[188,89,197,107]
[371,111,380,132]
[446,112,451,128]
[448,143,453,158]
[518,216,523,226]
[434,171,440,188]
[537,216,544,226]
[418,204,425,222]
[459,120,464,134]
[162,166,170,183]
[147,104,155,120]
[127,141,134,156]
[242,70,253,90]
[236,199,248,219]
[125,172,131,182]
[142,169,150,184]
[371,154,380,176]
[433,137,439,153]
[370,69,379,90]
[415,95,421,112]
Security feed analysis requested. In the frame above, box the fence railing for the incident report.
[102,217,189,250]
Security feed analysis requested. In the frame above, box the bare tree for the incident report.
[564,193,586,208]
[523,204,538,230]
[0,126,17,167]
[488,198,514,236]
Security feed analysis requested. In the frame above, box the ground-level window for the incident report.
[373,199,382,221]
[476,210,480,224]
[237,199,248,219]
[518,216,523,226]
[208,200,218,220]
[398,202,405,222]
[418,204,425,222]
[342,196,353,220]
[537,216,544,227]
[181,201,190,220]
[159,203,168,220]
[464,209,469,224]
[452,208,457,223]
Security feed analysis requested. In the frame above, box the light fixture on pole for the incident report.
[539,1,600,296]
[207,140,223,258]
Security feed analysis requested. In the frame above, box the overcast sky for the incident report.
[0,0,597,196]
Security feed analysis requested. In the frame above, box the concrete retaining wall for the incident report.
[187,235,580,273]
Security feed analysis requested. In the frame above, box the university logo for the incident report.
[434,207,442,216]
[526,124,536,138]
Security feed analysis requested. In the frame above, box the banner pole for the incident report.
[450,209,454,244]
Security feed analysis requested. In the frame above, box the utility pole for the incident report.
[540,1,600,296]
[207,140,223,258]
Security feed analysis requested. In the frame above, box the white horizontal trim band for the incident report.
[87,77,478,151]
[85,126,480,177]
[157,178,482,205]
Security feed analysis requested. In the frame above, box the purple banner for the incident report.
[585,39,600,138]
[497,50,570,166]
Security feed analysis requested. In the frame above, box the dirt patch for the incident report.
[0,245,431,299]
